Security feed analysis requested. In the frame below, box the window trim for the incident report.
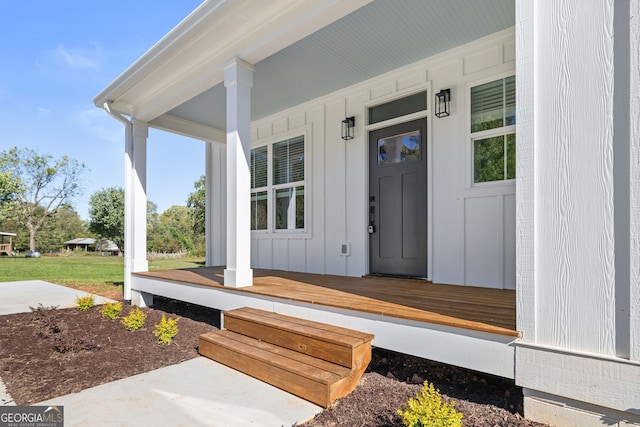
[250,127,310,237]
[467,72,516,188]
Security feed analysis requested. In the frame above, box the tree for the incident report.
[34,205,87,252]
[0,171,22,224]
[186,175,206,256]
[0,147,87,251]
[88,187,158,253]
[187,175,205,235]
[0,171,21,205]
[88,187,125,251]
[148,205,194,253]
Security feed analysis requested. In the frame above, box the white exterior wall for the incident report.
[246,28,516,289]
[516,0,640,424]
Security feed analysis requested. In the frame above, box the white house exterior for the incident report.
[94,1,640,425]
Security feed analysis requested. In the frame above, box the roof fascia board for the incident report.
[150,113,226,143]
[94,0,372,123]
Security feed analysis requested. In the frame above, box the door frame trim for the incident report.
[362,84,433,280]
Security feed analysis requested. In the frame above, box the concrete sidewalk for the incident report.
[0,280,322,426]
[37,357,320,426]
[0,280,114,315]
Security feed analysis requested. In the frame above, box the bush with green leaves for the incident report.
[100,302,123,320]
[397,381,463,427]
[153,315,180,345]
[121,306,147,331]
[76,295,95,311]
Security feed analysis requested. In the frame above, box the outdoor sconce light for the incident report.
[435,89,451,118]
[341,116,355,140]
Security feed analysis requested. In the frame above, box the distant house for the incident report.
[64,238,96,252]
[0,232,16,256]
[95,239,121,255]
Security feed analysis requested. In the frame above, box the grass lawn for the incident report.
[0,253,205,300]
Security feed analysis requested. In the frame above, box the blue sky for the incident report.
[0,1,206,220]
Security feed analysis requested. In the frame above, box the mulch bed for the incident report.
[0,298,547,426]
[0,299,218,405]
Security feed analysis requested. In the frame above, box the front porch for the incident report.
[133,267,518,379]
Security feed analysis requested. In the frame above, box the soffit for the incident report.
[165,0,514,133]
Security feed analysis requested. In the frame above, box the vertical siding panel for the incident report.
[256,239,272,269]
[324,100,347,276]
[288,239,306,272]
[536,0,616,354]
[272,239,288,271]
[345,92,369,277]
[516,0,536,341]
[631,0,640,361]
[503,194,516,290]
[305,106,326,274]
[464,197,500,288]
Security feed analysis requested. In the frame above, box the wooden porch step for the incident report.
[198,307,374,407]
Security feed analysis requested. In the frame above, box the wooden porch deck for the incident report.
[135,267,517,337]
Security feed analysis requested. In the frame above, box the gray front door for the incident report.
[369,119,427,277]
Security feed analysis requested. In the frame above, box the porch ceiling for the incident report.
[96,0,514,139]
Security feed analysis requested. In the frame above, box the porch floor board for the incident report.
[135,267,517,337]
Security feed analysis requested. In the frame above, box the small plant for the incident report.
[153,314,180,345]
[76,295,95,311]
[121,306,147,331]
[397,381,463,427]
[100,302,123,320]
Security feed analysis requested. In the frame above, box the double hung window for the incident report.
[250,135,305,231]
[470,75,516,184]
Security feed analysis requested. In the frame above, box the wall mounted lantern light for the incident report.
[435,89,451,118]
[341,116,355,140]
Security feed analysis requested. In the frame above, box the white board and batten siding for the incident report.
[516,0,640,424]
[243,28,517,290]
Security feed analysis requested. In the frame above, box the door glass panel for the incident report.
[377,130,421,165]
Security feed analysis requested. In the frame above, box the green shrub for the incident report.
[121,306,147,331]
[397,381,463,427]
[153,314,180,345]
[100,302,123,320]
[76,295,95,311]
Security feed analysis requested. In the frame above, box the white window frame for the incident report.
[250,128,309,236]
[467,73,516,188]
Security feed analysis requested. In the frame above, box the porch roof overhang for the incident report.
[93,0,514,142]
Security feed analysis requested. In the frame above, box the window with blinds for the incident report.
[273,136,304,185]
[251,146,267,189]
[250,146,268,230]
[250,135,305,231]
[471,76,515,133]
[470,76,516,184]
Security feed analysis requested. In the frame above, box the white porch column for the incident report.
[223,57,254,287]
[131,120,149,274]
[123,122,133,302]
[205,141,226,267]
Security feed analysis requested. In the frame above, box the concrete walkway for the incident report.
[0,280,322,426]
[0,280,114,315]
[37,357,320,426]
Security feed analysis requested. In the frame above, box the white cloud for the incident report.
[53,45,100,69]
[36,107,51,116]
